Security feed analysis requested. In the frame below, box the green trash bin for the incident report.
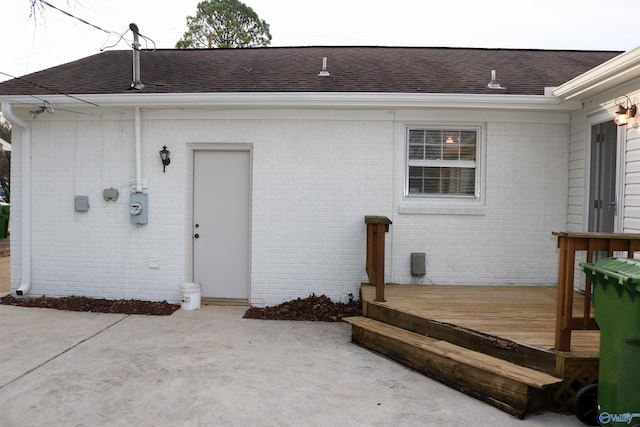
[580,258,640,427]
[0,203,8,239]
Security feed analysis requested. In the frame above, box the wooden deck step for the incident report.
[364,301,559,374]
[344,316,563,418]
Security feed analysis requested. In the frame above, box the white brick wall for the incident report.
[250,119,393,305]
[20,117,185,302]
[10,108,570,306]
[390,122,568,286]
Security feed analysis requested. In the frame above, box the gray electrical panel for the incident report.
[74,195,89,212]
[130,192,148,224]
[411,252,426,277]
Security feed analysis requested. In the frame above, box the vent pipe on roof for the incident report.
[318,57,330,77]
[487,70,506,90]
[130,23,144,90]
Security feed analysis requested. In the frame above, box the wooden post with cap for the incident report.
[365,216,392,302]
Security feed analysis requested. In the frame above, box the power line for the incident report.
[38,0,130,51]
[3,2,157,109]
[39,0,112,35]
[0,94,113,117]
[0,71,100,107]
[38,1,156,52]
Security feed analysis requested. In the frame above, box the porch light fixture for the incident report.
[159,145,170,172]
[614,96,637,126]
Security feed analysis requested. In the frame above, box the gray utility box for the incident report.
[74,195,89,212]
[411,252,426,277]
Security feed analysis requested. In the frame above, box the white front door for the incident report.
[193,149,251,300]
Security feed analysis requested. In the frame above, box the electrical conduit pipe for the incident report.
[134,107,143,193]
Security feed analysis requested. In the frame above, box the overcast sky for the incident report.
[2,0,640,82]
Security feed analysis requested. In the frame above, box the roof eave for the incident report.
[1,92,582,111]
[554,45,640,101]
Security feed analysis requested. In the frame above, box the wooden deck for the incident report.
[361,284,599,355]
[349,284,600,416]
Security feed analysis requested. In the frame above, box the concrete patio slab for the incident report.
[0,305,583,426]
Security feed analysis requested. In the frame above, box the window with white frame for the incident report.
[406,127,480,197]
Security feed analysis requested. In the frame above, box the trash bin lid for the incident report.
[580,257,640,292]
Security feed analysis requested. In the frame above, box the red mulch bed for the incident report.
[243,294,362,322]
[0,295,180,316]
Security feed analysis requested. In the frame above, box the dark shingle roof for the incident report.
[0,46,622,96]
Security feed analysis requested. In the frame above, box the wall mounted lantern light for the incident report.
[159,145,170,172]
[614,96,637,127]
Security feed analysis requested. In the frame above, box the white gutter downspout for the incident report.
[1,103,31,295]
[134,107,142,192]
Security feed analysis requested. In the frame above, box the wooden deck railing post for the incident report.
[554,233,569,351]
[365,216,392,302]
[552,231,640,351]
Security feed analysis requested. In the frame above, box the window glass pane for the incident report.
[408,166,425,194]
[425,144,442,160]
[443,131,458,145]
[442,140,460,160]
[408,130,425,160]
[441,167,475,195]
[458,168,476,194]
[424,130,442,144]
[424,168,442,193]
[460,130,476,144]
[424,130,442,160]
[409,129,424,144]
[459,130,476,161]
[409,144,424,159]
[459,145,475,161]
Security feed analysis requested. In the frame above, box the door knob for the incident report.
[194,234,200,239]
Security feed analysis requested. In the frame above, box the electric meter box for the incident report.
[130,192,148,224]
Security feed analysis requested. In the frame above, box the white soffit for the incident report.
[553,46,640,101]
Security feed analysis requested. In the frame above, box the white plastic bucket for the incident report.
[180,282,201,310]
